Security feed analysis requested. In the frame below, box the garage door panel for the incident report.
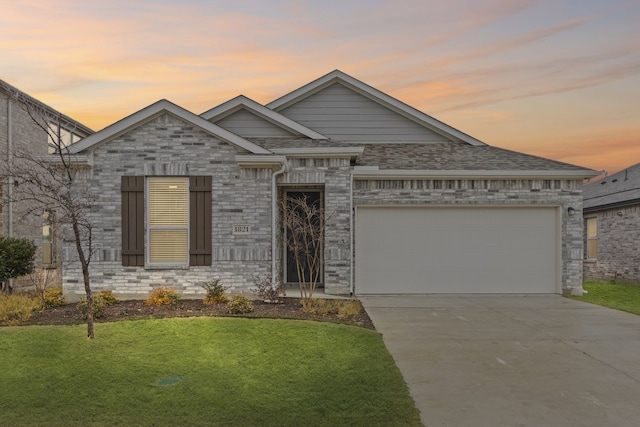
[356,207,558,294]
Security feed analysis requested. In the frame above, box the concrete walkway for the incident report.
[360,295,640,427]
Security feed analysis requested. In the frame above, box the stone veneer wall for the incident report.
[353,178,586,295]
[583,204,640,284]
[62,113,274,297]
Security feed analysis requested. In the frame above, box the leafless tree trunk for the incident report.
[281,194,326,302]
[0,86,97,338]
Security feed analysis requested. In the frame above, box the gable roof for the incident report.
[68,99,271,155]
[0,78,94,137]
[584,162,640,211]
[200,95,328,140]
[266,70,485,146]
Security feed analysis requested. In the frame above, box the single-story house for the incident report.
[583,163,640,283]
[61,70,597,297]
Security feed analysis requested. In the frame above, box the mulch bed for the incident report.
[21,297,376,330]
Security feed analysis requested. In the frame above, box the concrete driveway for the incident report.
[360,295,640,427]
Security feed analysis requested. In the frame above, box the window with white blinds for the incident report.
[147,177,189,264]
[586,217,597,259]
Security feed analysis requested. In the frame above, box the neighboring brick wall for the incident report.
[354,178,586,295]
[583,204,640,284]
[0,93,54,289]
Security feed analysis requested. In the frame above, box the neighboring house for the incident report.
[0,79,93,287]
[60,70,597,297]
[583,163,640,284]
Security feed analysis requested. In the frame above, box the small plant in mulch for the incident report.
[144,287,183,306]
[201,279,229,305]
[97,290,119,306]
[226,295,254,314]
[77,297,105,319]
[300,298,364,319]
[252,274,286,303]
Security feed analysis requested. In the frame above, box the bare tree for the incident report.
[0,85,98,338]
[281,194,327,301]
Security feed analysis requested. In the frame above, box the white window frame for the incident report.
[146,177,190,267]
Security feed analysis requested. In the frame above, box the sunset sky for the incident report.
[1,0,638,175]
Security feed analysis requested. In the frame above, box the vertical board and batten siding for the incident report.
[189,176,212,266]
[278,83,450,142]
[121,176,145,266]
[214,109,295,137]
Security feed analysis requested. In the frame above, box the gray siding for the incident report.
[278,83,451,142]
[214,109,295,137]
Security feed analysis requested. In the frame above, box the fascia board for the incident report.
[267,70,485,146]
[202,95,328,140]
[235,155,288,169]
[0,79,94,136]
[68,100,271,155]
[270,147,364,158]
[353,169,600,180]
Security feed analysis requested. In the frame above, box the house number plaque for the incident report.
[233,224,251,235]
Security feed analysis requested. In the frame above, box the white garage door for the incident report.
[355,206,558,294]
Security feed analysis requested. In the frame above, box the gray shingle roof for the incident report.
[584,162,640,211]
[248,138,593,172]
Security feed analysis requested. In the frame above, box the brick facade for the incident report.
[583,204,640,284]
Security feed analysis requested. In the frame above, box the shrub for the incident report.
[43,288,66,309]
[300,298,363,319]
[77,297,105,319]
[0,294,40,325]
[300,298,337,316]
[0,237,37,293]
[201,279,229,305]
[97,290,118,306]
[144,287,183,306]
[337,299,363,319]
[226,295,254,314]
[252,274,286,303]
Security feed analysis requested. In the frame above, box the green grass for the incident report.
[0,317,422,427]
[569,281,640,315]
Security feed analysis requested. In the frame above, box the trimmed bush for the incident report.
[0,237,37,293]
[77,297,105,319]
[43,288,66,308]
[226,295,254,314]
[144,287,183,306]
[97,290,118,306]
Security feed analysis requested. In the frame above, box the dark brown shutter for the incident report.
[121,176,145,266]
[189,176,212,266]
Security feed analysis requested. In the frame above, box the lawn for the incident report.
[0,317,422,427]
[569,281,640,315]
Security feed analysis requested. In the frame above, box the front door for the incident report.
[283,189,323,285]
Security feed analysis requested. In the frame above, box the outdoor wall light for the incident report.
[567,207,576,216]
